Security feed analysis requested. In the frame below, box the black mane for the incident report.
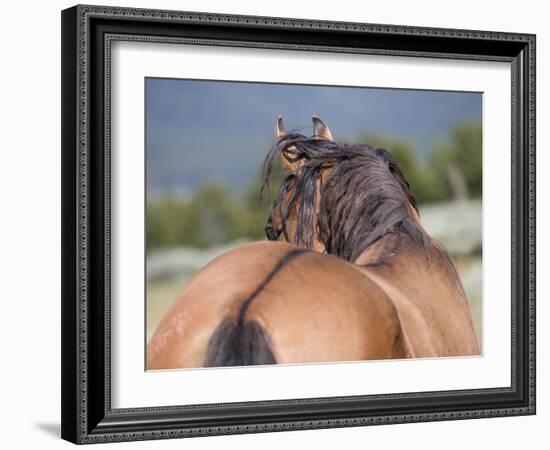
[262,133,431,263]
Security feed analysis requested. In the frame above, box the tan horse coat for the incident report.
[147,238,479,369]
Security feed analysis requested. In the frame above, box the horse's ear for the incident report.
[312,115,333,141]
[275,115,287,138]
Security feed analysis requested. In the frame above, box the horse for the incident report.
[146,116,480,369]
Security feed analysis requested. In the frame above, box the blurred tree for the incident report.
[146,196,195,250]
[235,160,284,240]
[147,185,242,250]
[451,121,482,198]
[430,121,482,201]
[186,184,242,247]
[430,143,456,201]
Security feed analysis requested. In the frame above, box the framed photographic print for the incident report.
[61,4,536,444]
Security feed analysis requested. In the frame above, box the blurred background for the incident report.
[146,78,483,350]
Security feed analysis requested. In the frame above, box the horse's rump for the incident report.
[147,241,404,368]
[147,241,295,369]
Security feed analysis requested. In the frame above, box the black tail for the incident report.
[204,319,276,367]
[204,249,307,367]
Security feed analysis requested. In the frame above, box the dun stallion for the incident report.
[147,116,479,369]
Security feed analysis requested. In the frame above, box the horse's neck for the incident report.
[352,203,422,266]
[353,233,478,357]
[353,233,403,267]
[354,232,464,297]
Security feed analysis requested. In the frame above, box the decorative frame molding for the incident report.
[61,4,535,444]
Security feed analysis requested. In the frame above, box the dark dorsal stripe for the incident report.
[237,248,307,326]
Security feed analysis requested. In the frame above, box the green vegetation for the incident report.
[147,165,283,250]
[147,121,481,250]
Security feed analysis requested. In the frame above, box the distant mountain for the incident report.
[146,78,481,195]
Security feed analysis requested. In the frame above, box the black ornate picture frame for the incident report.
[61,4,536,444]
